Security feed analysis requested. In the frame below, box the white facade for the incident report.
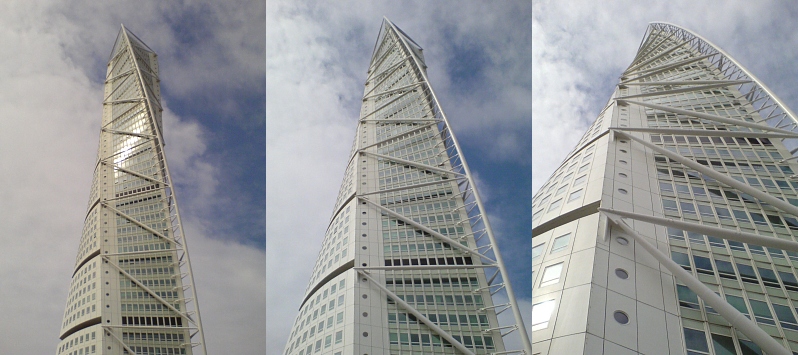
[533,23,798,355]
[283,18,531,355]
[57,26,206,355]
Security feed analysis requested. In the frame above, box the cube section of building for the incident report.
[533,23,798,355]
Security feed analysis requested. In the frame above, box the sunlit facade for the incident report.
[283,18,531,355]
[533,23,798,355]
[57,26,206,355]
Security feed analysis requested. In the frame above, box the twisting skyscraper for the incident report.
[533,23,798,355]
[283,18,531,355]
[56,26,206,355]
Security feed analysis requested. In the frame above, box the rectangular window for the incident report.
[324,335,332,348]
[567,189,583,202]
[540,263,564,287]
[779,271,798,292]
[711,334,736,355]
[677,285,700,309]
[555,186,568,196]
[693,255,713,275]
[671,251,691,270]
[551,234,571,254]
[715,259,736,280]
[757,267,780,288]
[736,263,758,284]
[532,300,556,331]
[532,243,545,260]
[683,328,709,354]
[573,175,587,186]
[680,202,697,215]
[772,303,798,331]
[750,299,775,325]
[726,295,749,317]
[548,199,562,212]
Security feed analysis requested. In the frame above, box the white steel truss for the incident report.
[57,25,206,355]
[283,17,530,355]
[603,22,798,354]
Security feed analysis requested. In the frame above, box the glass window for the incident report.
[683,328,709,353]
[663,199,679,212]
[738,339,763,355]
[711,334,737,355]
[555,185,568,196]
[749,299,775,325]
[693,255,713,275]
[532,300,556,331]
[736,263,758,284]
[548,199,562,212]
[680,202,696,215]
[757,267,780,288]
[779,271,798,291]
[715,259,736,280]
[677,285,700,309]
[567,189,583,202]
[772,303,798,331]
[660,182,674,193]
[671,251,691,270]
[573,175,587,186]
[532,243,545,260]
[715,207,732,220]
[540,263,564,287]
[551,234,571,253]
[667,227,685,241]
[726,295,749,317]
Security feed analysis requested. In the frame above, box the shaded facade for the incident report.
[283,18,531,355]
[57,26,206,355]
[533,23,798,355]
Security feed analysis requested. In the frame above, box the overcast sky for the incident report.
[533,0,798,195]
[266,0,532,353]
[0,1,264,354]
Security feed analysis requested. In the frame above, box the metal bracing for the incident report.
[361,150,465,177]
[357,270,476,355]
[104,326,139,355]
[359,179,454,196]
[119,26,208,355]
[101,128,156,139]
[358,265,494,271]
[363,81,425,100]
[613,129,798,217]
[100,160,166,185]
[622,54,713,83]
[359,197,496,264]
[621,79,750,86]
[609,127,798,139]
[364,55,413,95]
[601,212,791,355]
[619,81,749,100]
[625,35,682,73]
[383,19,532,354]
[359,121,438,149]
[100,202,176,245]
[617,99,798,135]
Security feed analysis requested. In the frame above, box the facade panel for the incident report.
[533,23,798,355]
[284,18,531,355]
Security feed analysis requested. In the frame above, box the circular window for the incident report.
[616,237,629,245]
[614,311,629,324]
[618,173,628,178]
[362,263,367,267]
[619,149,627,153]
[362,234,367,238]
[363,332,369,337]
[620,140,627,144]
[362,312,368,317]
[362,294,368,299]
[619,160,628,165]
[362,246,367,250]
[362,222,367,225]
[618,188,628,194]
[615,268,629,279]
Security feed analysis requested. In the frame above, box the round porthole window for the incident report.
[616,237,629,245]
[620,149,627,153]
[615,268,629,279]
[618,188,628,194]
[619,160,628,165]
[618,173,627,178]
[614,311,629,324]
[620,140,628,144]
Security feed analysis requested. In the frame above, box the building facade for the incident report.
[282,18,531,355]
[532,23,798,355]
[56,26,206,355]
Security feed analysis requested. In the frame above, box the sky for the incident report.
[266,0,532,353]
[0,1,264,354]
[533,0,798,196]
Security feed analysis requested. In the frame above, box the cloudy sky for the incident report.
[533,0,798,194]
[0,1,264,354]
[266,0,531,353]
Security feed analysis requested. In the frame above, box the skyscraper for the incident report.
[282,18,531,355]
[56,26,206,355]
[533,23,798,355]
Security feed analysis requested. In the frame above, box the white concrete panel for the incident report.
[635,263,664,310]
[661,273,679,315]
[564,249,595,289]
[592,248,610,288]
[587,285,607,339]
[585,332,605,355]
[573,214,600,253]
[603,340,639,355]
[604,290,638,351]
[531,339,550,355]
[607,253,637,298]
[637,302,670,354]
[553,284,592,338]
[549,333,586,355]
[665,312,686,355]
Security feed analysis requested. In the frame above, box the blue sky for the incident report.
[267,0,531,352]
[0,1,264,353]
